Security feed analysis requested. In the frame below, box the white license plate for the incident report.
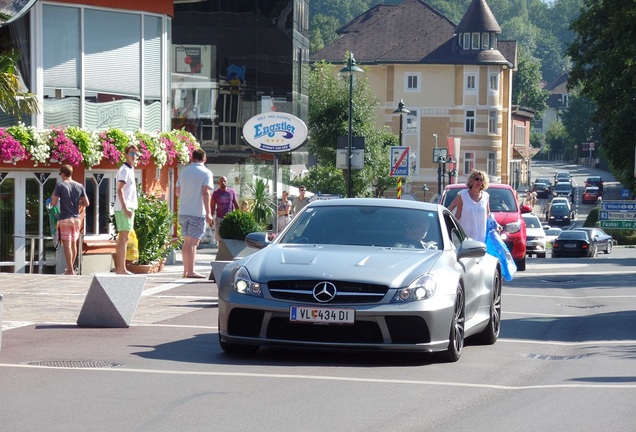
[564,243,576,248]
[289,306,355,324]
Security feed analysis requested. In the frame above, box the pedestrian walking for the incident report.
[291,185,310,216]
[113,144,140,275]
[210,176,239,243]
[277,190,292,233]
[176,148,215,279]
[50,164,89,275]
[447,169,492,242]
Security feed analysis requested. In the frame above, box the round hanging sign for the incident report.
[242,111,308,153]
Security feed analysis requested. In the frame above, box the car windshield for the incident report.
[523,215,542,228]
[535,178,550,184]
[441,187,517,213]
[278,205,442,249]
[555,183,571,191]
[552,204,569,213]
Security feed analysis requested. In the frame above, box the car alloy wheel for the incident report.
[441,284,465,362]
[475,269,501,345]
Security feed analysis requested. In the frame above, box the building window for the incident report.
[487,152,497,176]
[472,33,480,50]
[405,73,421,92]
[466,74,476,91]
[42,4,168,132]
[465,110,475,133]
[489,74,499,91]
[488,110,497,134]
[514,125,526,146]
[464,152,475,175]
[463,33,470,49]
[482,33,490,49]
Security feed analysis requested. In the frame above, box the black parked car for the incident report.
[548,203,571,226]
[585,176,604,193]
[532,178,552,198]
[572,228,614,254]
[552,230,597,258]
[553,181,574,202]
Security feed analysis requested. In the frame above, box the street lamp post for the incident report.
[436,155,456,197]
[446,155,457,185]
[436,155,446,197]
[393,99,411,199]
[340,53,364,198]
[393,99,411,146]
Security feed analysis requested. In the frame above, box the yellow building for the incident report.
[311,0,523,199]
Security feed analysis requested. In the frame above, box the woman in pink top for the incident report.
[447,170,491,242]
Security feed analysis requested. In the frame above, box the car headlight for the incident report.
[233,266,262,297]
[393,274,436,302]
[504,221,522,234]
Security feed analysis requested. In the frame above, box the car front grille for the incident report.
[267,280,389,304]
[226,308,431,345]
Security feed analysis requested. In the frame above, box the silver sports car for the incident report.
[217,198,502,362]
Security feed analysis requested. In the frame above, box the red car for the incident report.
[582,186,602,204]
[441,183,532,271]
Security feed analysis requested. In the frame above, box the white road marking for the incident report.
[0,363,634,390]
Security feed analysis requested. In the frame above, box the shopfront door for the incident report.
[0,170,58,273]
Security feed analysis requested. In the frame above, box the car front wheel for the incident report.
[440,284,465,363]
[605,242,612,254]
[515,255,526,271]
[475,269,501,345]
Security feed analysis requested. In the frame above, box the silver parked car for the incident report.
[218,198,502,362]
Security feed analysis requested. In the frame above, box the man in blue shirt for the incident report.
[176,148,214,278]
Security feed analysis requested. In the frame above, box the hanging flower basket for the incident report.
[45,128,84,166]
[0,128,28,164]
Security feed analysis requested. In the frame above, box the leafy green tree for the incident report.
[0,51,39,118]
[559,92,600,153]
[308,59,395,197]
[512,47,549,121]
[545,120,570,160]
[567,0,636,188]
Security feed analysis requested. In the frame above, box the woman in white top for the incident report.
[447,170,491,242]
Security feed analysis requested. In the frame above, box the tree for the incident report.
[512,46,549,121]
[559,92,600,154]
[567,0,636,188]
[544,121,570,160]
[308,60,394,197]
[0,51,39,118]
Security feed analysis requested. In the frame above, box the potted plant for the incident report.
[248,178,275,229]
[216,209,262,261]
[111,189,181,273]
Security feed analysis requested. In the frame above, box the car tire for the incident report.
[219,335,260,355]
[605,242,612,254]
[474,269,501,345]
[538,252,546,258]
[591,246,598,258]
[440,284,465,363]
[515,255,526,271]
[552,252,559,258]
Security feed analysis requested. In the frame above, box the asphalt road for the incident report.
[0,162,634,431]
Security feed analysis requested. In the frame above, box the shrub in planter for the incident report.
[110,189,181,266]
[219,210,262,241]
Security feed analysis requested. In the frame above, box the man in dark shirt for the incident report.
[51,164,89,275]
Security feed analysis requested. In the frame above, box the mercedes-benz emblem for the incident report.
[313,282,337,303]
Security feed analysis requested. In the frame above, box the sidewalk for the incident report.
[0,245,218,332]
